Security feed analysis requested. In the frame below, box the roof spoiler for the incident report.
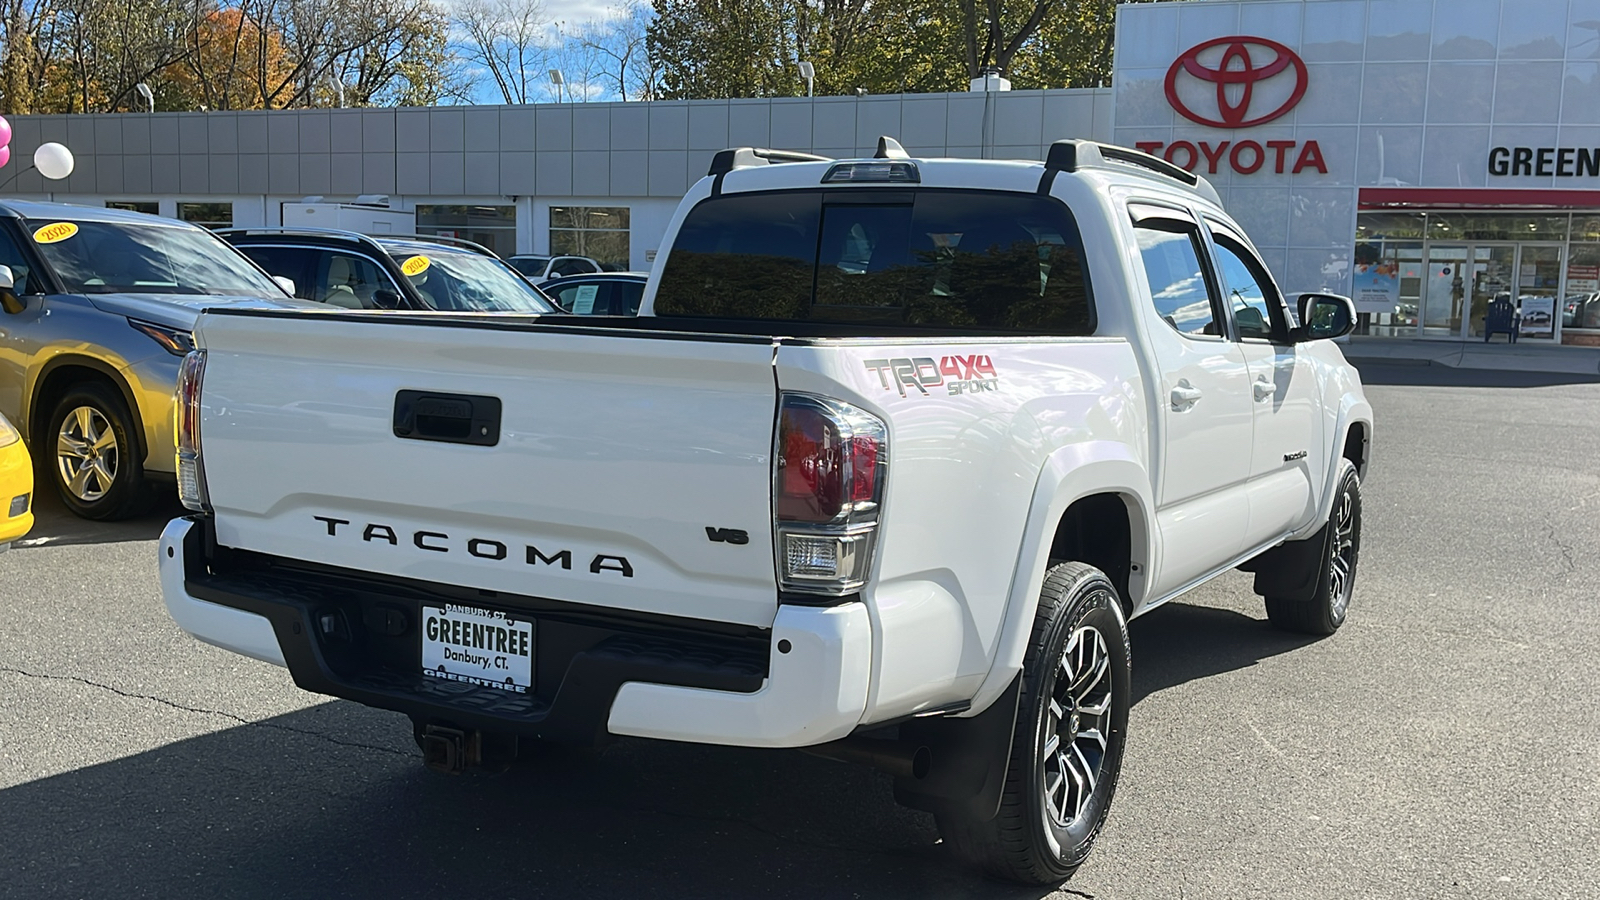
[1042,140,1222,205]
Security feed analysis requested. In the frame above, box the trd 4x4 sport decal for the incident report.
[864,355,998,397]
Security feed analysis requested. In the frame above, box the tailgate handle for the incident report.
[393,390,501,446]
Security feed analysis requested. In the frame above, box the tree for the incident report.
[572,0,656,102]
[455,0,552,105]
[172,6,294,110]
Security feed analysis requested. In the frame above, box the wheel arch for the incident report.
[1292,396,1372,542]
[28,355,148,466]
[964,442,1154,717]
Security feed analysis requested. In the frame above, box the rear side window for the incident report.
[654,190,1093,335]
[236,246,317,300]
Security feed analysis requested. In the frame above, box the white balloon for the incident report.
[33,142,74,180]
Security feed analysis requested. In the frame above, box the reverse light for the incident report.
[130,319,196,357]
[773,394,887,595]
[175,350,210,512]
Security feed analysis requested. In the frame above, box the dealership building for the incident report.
[4,0,1598,342]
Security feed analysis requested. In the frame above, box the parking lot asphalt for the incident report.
[2,362,1598,900]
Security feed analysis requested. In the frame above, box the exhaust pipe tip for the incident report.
[802,736,933,780]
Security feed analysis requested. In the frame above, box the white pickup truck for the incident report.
[160,139,1372,884]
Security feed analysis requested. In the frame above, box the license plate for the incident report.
[420,604,534,693]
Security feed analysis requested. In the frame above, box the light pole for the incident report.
[549,69,566,104]
[798,61,815,97]
[134,82,154,113]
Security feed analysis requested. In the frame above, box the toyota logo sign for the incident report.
[1164,36,1308,129]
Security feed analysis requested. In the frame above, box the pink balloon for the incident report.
[0,145,10,169]
[0,116,10,146]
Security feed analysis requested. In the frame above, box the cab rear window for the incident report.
[654,190,1094,335]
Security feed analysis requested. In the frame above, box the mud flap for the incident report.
[1238,519,1331,603]
[892,674,1021,823]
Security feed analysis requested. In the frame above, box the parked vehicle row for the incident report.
[157,139,1372,885]
[0,201,317,520]
[222,229,557,314]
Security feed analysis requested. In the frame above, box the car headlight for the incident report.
[129,319,196,356]
[0,413,18,448]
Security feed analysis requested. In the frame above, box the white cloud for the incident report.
[541,0,627,25]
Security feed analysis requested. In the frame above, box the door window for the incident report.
[551,257,599,277]
[551,281,608,314]
[1210,234,1287,341]
[0,225,39,295]
[1133,221,1220,338]
[316,251,397,309]
[611,280,645,315]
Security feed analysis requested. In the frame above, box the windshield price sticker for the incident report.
[421,604,534,693]
[401,255,432,277]
[32,222,79,244]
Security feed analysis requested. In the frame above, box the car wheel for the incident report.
[1265,459,1362,635]
[937,562,1131,884]
[48,383,150,521]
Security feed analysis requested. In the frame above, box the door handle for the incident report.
[1170,382,1203,410]
[1253,379,1275,401]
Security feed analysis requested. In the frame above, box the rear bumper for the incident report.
[158,517,870,748]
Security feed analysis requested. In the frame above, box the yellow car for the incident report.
[0,412,33,549]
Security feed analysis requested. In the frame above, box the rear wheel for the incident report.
[938,562,1131,884]
[47,383,150,521]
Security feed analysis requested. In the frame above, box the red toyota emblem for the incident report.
[1164,36,1308,129]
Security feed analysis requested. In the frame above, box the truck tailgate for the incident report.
[193,312,780,627]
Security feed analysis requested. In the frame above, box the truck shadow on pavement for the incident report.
[0,602,1309,900]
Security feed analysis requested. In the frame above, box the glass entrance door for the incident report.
[1423,245,1516,338]
[1512,244,1563,340]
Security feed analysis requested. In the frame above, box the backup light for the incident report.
[175,350,211,513]
[822,161,920,184]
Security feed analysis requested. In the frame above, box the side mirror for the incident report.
[0,265,21,315]
[1294,292,1356,342]
[372,289,403,310]
[272,275,297,296]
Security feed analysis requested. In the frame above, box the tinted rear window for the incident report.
[654,190,1093,335]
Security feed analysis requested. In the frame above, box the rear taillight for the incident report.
[773,394,887,595]
[175,350,210,513]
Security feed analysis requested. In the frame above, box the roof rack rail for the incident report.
[707,147,833,176]
[1043,140,1222,205]
[214,226,498,259]
[382,232,499,258]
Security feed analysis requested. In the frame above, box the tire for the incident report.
[46,382,150,521]
[937,562,1131,884]
[1265,459,1362,635]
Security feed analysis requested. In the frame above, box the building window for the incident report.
[550,206,630,270]
[415,205,516,256]
[178,202,233,230]
[106,201,158,215]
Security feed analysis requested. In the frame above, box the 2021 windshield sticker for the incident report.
[864,355,998,397]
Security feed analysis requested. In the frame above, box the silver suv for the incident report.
[0,201,308,520]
